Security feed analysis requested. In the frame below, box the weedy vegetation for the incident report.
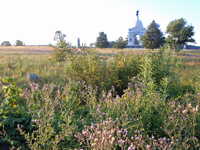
[0,44,200,149]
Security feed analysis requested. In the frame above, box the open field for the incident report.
[0,46,200,149]
[1,45,200,55]
[0,46,148,55]
[0,46,200,84]
[0,46,53,51]
[0,46,53,55]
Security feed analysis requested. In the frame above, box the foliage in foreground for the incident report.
[0,46,200,149]
[0,78,36,149]
[0,75,200,149]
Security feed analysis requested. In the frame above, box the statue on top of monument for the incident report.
[136,10,139,19]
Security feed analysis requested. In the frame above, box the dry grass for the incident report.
[92,48,151,55]
[0,46,158,55]
[0,46,53,55]
[187,61,200,66]
[0,46,53,51]
[1,46,200,60]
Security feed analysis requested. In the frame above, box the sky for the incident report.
[0,0,200,46]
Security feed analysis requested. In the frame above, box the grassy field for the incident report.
[0,46,53,51]
[0,46,199,97]
[0,46,148,55]
[0,46,200,149]
[1,45,200,56]
[0,46,199,90]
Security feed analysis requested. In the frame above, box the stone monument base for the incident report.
[126,45,143,48]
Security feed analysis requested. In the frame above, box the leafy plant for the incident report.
[0,78,36,149]
[51,41,72,62]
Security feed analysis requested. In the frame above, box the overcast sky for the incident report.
[0,0,199,46]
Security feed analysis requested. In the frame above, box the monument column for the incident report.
[139,34,142,45]
[76,38,81,48]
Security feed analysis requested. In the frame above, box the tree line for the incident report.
[1,40,24,46]
[95,18,195,53]
[1,18,195,54]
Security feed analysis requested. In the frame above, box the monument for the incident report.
[126,10,146,48]
[183,44,187,50]
[76,38,81,48]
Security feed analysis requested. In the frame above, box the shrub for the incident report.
[66,51,117,94]
[65,50,142,96]
[51,41,72,62]
[140,44,181,98]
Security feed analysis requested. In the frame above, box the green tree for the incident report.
[142,20,165,50]
[54,30,66,43]
[113,36,127,49]
[95,32,109,48]
[1,41,12,46]
[124,35,128,45]
[48,43,53,46]
[90,43,95,48]
[108,41,115,48]
[15,40,24,46]
[52,31,71,62]
[166,18,195,54]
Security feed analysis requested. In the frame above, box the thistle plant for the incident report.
[75,118,194,150]
[17,81,77,149]
[75,118,130,150]
[163,98,200,149]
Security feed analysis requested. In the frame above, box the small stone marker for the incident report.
[27,74,38,82]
